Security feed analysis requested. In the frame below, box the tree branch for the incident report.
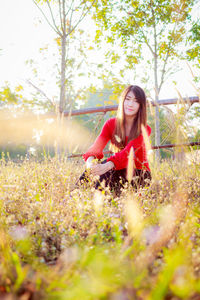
[68,0,75,34]
[62,0,66,35]
[68,0,96,36]
[58,0,64,31]
[157,26,166,38]
[26,80,55,107]
[46,0,62,35]
[158,21,178,92]
[151,1,157,57]
[32,0,61,36]
[158,50,170,93]
[125,9,154,55]
[65,0,75,18]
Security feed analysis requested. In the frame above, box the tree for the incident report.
[33,0,96,113]
[26,27,90,113]
[186,19,200,77]
[0,85,19,105]
[0,83,30,107]
[93,0,196,158]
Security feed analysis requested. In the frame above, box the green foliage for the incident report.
[0,144,27,160]
[74,83,125,134]
[0,85,19,104]
[186,20,200,64]
[93,0,196,94]
[0,83,42,111]
[91,0,198,154]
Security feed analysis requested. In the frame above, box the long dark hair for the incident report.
[111,85,147,151]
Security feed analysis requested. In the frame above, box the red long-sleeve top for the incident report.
[83,118,151,171]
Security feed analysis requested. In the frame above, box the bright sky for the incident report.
[0,0,54,88]
[0,0,199,102]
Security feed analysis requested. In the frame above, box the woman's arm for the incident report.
[106,138,140,170]
[87,126,151,176]
[107,125,151,170]
[90,161,115,176]
[82,118,115,161]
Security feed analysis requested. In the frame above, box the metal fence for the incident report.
[63,96,199,116]
[62,95,200,158]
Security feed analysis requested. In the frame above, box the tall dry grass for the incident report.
[0,154,199,299]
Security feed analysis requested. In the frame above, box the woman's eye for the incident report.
[126,98,137,102]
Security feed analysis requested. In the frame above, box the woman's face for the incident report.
[123,90,140,117]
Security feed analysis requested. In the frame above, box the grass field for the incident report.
[0,156,199,300]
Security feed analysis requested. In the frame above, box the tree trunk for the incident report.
[154,53,161,160]
[59,32,66,114]
[152,17,161,160]
[155,95,161,160]
[59,0,67,113]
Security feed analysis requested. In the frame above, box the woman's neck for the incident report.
[125,116,135,136]
[125,115,135,127]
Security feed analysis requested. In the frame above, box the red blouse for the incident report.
[83,118,151,171]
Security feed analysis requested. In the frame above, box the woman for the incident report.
[79,85,151,195]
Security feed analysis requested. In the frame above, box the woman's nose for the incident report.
[129,100,136,105]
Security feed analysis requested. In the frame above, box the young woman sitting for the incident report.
[79,85,152,196]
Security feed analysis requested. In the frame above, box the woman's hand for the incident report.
[90,161,114,176]
[86,156,97,169]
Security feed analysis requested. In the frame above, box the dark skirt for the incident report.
[78,160,151,196]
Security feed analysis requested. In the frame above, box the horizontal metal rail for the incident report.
[52,95,199,158]
[152,141,200,149]
[63,96,199,117]
[68,141,200,158]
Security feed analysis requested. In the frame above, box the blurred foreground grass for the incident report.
[0,156,199,300]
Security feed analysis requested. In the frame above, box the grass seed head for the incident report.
[126,147,135,182]
[125,194,144,239]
